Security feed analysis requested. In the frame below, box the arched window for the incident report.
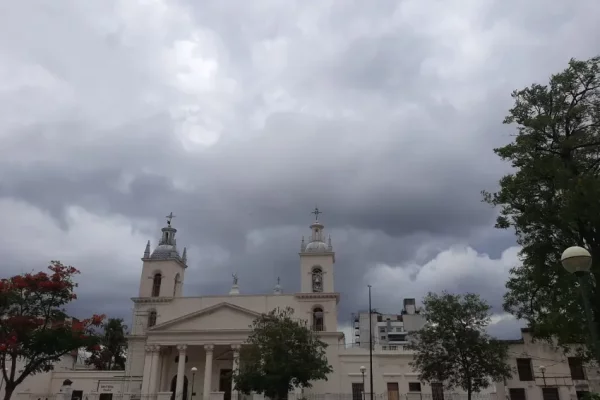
[173,274,180,297]
[311,267,323,293]
[148,310,157,327]
[152,273,162,297]
[312,307,324,331]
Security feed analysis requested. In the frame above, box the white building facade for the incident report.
[3,213,506,400]
[496,328,600,400]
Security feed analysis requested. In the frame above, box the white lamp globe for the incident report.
[561,246,592,274]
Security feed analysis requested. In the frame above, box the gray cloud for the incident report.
[0,0,598,340]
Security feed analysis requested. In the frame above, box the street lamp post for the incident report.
[190,367,197,400]
[360,366,366,400]
[368,285,374,400]
[539,365,547,387]
[561,246,600,365]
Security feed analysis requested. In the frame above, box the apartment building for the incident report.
[353,298,426,349]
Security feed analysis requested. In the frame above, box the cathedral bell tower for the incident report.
[138,213,187,298]
[299,207,335,293]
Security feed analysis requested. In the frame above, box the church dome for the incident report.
[151,244,180,260]
[304,241,329,252]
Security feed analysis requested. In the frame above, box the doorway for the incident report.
[219,369,232,400]
[431,382,444,400]
[170,375,189,400]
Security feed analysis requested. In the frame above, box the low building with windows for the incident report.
[497,328,600,400]
[3,213,490,400]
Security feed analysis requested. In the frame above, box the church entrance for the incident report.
[170,375,189,400]
[219,369,232,400]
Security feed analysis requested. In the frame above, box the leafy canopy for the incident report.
[0,262,105,400]
[233,307,333,400]
[482,56,600,360]
[85,318,128,371]
[406,292,512,400]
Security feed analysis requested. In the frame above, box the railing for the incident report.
[339,343,414,353]
[289,394,497,400]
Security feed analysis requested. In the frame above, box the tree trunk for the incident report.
[3,383,15,400]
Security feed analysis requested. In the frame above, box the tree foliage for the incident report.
[406,292,513,400]
[482,56,600,360]
[233,307,333,400]
[0,262,105,400]
[85,318,127,371]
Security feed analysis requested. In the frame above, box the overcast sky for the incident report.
[1,0,598,340]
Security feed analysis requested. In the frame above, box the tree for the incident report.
[0,262,105,400]
[482,56,600,361]
[233,307,333,400]
[406,292,513,400]
[85,318,127,371]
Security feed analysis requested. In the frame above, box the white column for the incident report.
[141,345,154,395]
[175,345,188,400]
[203,344,214,400]
[149,345,162,396]
[231,345,241,399]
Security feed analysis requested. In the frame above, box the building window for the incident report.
[311,267,323,292]
[408,382,421,392]
[542,388,559,400]
[516,358,534,381]
[152,273,162,297]
[173,273,180,297]
[380,327,386,333]
[148,310,157,327]
[352,383,364,400]
[312,307,324,331]
[576,392,589,400]
[71,390,84,400]
[509,388,526,400]
[568,357,586,380]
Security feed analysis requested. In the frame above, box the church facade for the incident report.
[4,213,480,400]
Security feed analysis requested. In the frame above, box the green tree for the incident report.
[482,56,600,361]
[85,318,128,370]
[406,292,513,400]
[0,262,105,400]
[233,307,333,400]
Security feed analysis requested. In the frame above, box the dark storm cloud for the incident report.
[0,0,598,339]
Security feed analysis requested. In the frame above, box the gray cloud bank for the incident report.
[0,0,598,339]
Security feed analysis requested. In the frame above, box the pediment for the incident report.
[150,302,261,332]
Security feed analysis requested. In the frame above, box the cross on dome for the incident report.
[166,212,176,226]
[311,206,322,221]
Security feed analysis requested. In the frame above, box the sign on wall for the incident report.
[97,382,123,394]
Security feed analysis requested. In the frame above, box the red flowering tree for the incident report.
[0,261,105,400]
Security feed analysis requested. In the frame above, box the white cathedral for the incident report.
[2,212,504,400]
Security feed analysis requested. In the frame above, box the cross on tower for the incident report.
[311,206,322,221]
[166,212,176,226]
